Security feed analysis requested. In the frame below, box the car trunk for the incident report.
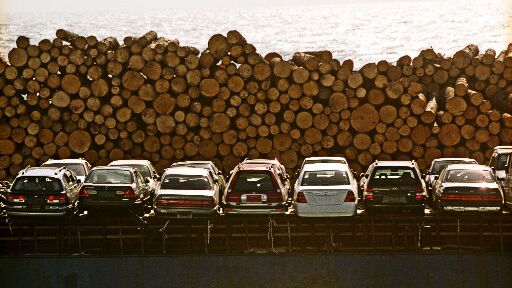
[441,186,502,207]
[82,185,133,201]
[156,191,214,208]
[368,184,422,205]
[301,188,349,206]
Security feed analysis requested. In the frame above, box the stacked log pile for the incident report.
[0,29,512,180]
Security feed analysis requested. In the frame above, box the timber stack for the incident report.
[0,29,512,180]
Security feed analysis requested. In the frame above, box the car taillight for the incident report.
[296,191,307,203]
[79,188,88,197]
[266,193,282,203]
[124,188,136,198]
[47,195,66,204]
[482,194,503,201]
[415,187,426,199]
[344,191,356,202]
[156,199,213,207]
[226,194,241,203]
[364,187,374,199]
[7,194,25,203]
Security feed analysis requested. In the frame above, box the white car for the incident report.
[108,160,159,193]
[153,167,220,218]
[294,156,348,178]
[293,163,358,217]
[41,158,92,184]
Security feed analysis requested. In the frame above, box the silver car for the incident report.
[294,163,358,217]
[153,167,220,218]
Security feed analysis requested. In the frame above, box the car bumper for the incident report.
[365,203,424,211]
[223,204,288,215]
[441,206,501,213]
[294,203,356,217]
[79,199,136,210]
[154,207,218,218]
[6,205,73,218]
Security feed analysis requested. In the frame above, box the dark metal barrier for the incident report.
[0,254,511,288]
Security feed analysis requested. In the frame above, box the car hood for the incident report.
[156,189,215,197]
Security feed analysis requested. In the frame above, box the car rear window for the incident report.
[161,175,211,190]
[231,172,275,193]
[11,176,63,194]
[301,170,350,186]
[42,163,86,176]
[445,169,494,183]
[368,167,419,186]
[431,160,477,174]
[85,170,133,184]
[110,164,151,178]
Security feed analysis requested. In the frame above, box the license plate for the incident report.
[99,190,115,198]
[246,195,262,203]
[177,211,192,218]
[383,196,406,203]
[29,197,44,206]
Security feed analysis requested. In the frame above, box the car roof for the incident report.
[90,166,136,172]
[163,167,210,176]
[302,163,350,172]
[373,161,416,167]
[17,166,70,178]
[237,163,274,171]
[304,157,347,163]
[444,164,492,171]
[242,159,281,165]
[493,146,512,151]
[108,160,152,166]
[43,159,89,164]
[431,158,476,162]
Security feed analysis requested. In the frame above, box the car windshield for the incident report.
[110,164,151,178]
[368,168,419,186]
[301,170,350,186]
[11,176,63,194]
[445,169,494,183]
[496,154,511,170]
[160,175,211,190]
[232,173,275,193]
[41,163,86,176]
[85,170,133,184]
[431,160,476,174]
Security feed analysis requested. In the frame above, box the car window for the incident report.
[11,176,63,194]
[135,171,145,186]
[42,163,87,176]
[161,174,211,190]
[232,173,275,193]
[85,170,133,184]
[431,160,477,174]
[111,164,152,178]
[496,154,511,170]
[301,170,350,186]
[368,167,419,186]
[444,169,494,183]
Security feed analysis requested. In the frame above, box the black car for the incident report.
[432,164,503,214]
[79,166,152,215]
[362,161,427,215]
[5,167,80,218]
[425,158,477,200]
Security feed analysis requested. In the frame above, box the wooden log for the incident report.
[438,124,461,146]
[350,103,379,133]
[445,86,467,116]
[453,44,479,69]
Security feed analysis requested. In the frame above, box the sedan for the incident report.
[153,167,220,218]
[294,163,358,217]
[79,166,152,215]
[432,164,504,214]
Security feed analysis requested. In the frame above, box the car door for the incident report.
[505,163,512,207]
